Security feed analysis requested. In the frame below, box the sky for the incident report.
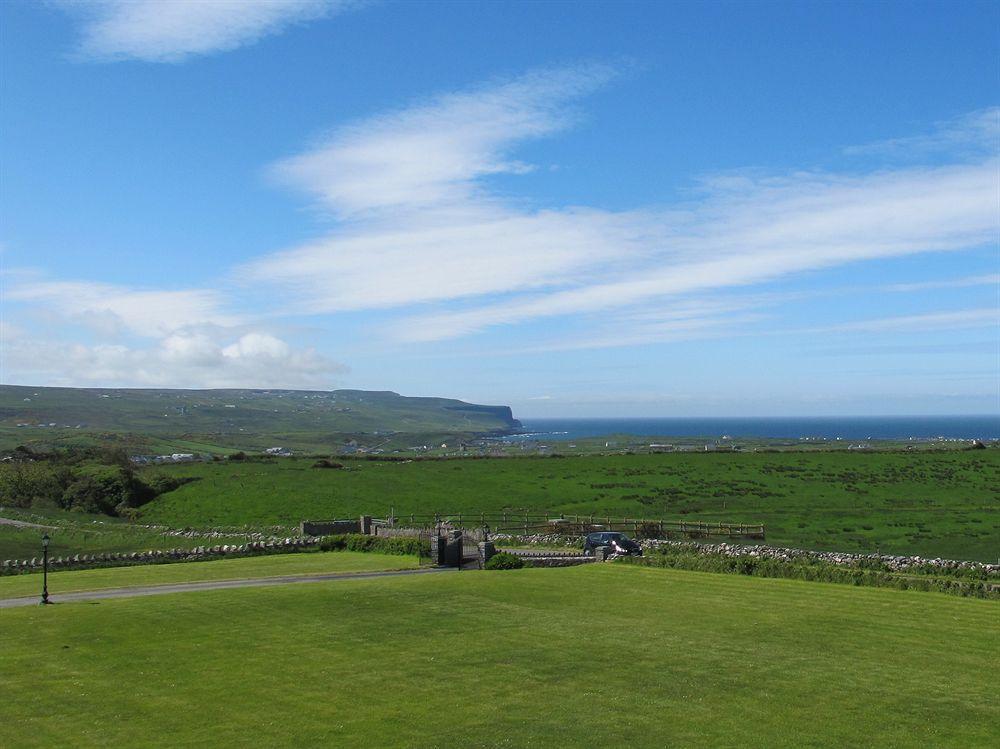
[0,0,997,418]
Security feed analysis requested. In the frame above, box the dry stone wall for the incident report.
[2,537,322,576]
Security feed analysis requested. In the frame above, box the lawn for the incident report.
[0,550,420,600]
[141,450,1000,560]
[1,564,996,748]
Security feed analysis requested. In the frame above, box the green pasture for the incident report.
[0,504,260,560]
[2,564,996,748]
[0,510,220,561]
[0,550,419,600]
[141,451,1000,560]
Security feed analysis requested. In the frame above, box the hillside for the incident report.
[0,385,521,452]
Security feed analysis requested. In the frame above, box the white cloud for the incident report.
[245,66,631,311]
[882,273,1000,293]
[817,308,998,334]
[59,0,353,63]
[2,277,346,387]
[246,208,651,311]
[5,280,239,337]
[394,160,998,341]
[3,330,345,388]
[269,65,615,218]
[844,107,1000,159]
[245,69,999,346]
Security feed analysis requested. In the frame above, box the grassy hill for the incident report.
[3,563,996,747]
[139,450,1000,561]
[0,385,521,453]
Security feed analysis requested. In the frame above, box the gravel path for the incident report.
[0,566,454,609]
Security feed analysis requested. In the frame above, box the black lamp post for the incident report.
[41,533,50,605]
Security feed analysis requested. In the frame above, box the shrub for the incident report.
[485,552,525,570]
[636,521,664,539]
[318,533,429,558]
[311,459,345,469]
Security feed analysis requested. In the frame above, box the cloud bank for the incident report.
[2,279,345,388]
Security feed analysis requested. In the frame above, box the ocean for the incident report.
[503,415,1000,442]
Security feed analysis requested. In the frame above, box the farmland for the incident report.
[2,563,997,748]
[138,450,1000,561]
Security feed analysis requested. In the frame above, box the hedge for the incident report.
[318,534,430,558]
[619,550,999,599]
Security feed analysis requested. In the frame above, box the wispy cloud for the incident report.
[882,273,1000,293]
[58,0,355,63]
[5,280,239,337]
[243,68,998,349]
[394,161,998,342]
[244,66,637,310]
[816,308,998,334]
[844,107,1000,159]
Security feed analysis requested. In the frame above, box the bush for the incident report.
[145,473,198,497]
[636,521,664,539]
[485,552,525,570]
[318,533,429,558]
[311,459,345,469]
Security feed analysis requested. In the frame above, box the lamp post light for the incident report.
[41,533,51,605]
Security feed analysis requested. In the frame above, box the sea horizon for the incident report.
[505,414,1000,441]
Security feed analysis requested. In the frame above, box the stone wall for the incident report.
[374,526,429,539]
[639,539,1000,575]
[300,519,361,536]
[521,556,597,568]
[1,537,322,576]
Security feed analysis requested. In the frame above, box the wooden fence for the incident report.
[377,512,764,540]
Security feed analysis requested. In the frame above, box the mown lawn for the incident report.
[0,550,419,600]
[141,450,1000,560]
[2,565,997,748]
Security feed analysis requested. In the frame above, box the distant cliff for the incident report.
[0,385,521,446]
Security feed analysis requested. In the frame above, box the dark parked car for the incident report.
[582,532,642,556]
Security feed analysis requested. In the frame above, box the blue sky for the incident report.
[1,0,997,417]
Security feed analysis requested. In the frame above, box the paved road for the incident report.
[0,567,454,609]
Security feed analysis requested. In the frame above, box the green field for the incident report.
[2,564,996,748]
[0,506,231,560]
[0,550,419,600]
[140,451,1000,561]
